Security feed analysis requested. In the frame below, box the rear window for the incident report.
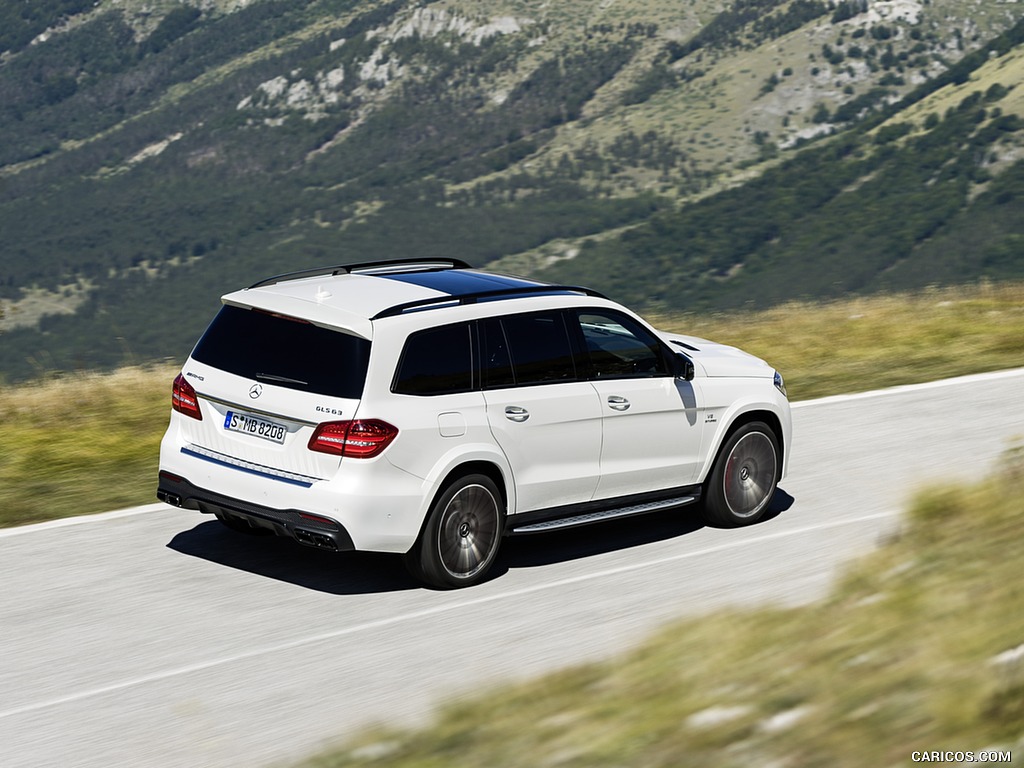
[190,305,370,399]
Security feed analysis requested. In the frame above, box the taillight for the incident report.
[308,419,398,458]
[172,374,203,421]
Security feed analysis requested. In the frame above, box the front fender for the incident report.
[696,383,792,483]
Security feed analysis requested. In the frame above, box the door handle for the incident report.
[607,395,630,411]
[505,405,530,422]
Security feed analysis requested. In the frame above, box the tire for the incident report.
[408,474,505,589]
[215,511,273,536]
[702,421,780,528]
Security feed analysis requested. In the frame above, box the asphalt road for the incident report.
[2,369,1023,768]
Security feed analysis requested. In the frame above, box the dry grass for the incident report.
[0,364,177,527]
[651,281,1024,401]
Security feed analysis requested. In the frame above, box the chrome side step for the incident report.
[509,496,697,535]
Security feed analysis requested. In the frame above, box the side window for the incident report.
[393,323,472,395]
[499,310,578,387]
[480,317,515,390]
[574,309,669,379]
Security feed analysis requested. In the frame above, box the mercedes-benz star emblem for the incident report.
[249,383,263,399]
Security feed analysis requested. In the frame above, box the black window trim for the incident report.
[477,315,517,391]
[389,307,680,397]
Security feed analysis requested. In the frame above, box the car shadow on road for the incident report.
[166,521,420,595]
[166,488,794,595]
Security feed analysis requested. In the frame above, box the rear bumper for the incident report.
[157,471,356,552]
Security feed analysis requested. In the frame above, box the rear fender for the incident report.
[413,443,517,522]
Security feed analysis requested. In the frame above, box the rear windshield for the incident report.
[191,305,370,399]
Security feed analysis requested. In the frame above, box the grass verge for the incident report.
[3,281,1024,528]
[1,364,178,528]
[652,281,1024,401]
[301,448,1024,768]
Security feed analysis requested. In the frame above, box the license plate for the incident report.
[224,411,287,444]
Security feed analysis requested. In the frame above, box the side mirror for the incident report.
[675,354,695,382]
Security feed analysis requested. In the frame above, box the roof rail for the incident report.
[371,285,608,320]
[247,258,473,289]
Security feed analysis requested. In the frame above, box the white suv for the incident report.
[158,259,791,588]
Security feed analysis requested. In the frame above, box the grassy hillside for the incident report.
[0,0,1022,381]
[2,282,1023,529]
[299,448,1024,767]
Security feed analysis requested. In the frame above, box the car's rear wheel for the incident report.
[702,421,779,527]
[408,474,505,589]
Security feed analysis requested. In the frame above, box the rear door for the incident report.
[480,311,603,513]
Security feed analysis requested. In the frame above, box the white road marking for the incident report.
[0,509,898,721]
[791,366,1024,409]
[0,503,166,539]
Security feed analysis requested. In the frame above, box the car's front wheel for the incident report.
[408,474,505,589]
[702,421,780,527]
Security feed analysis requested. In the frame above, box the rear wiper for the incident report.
[256,372,308,386]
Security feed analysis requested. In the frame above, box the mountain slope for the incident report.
[0,0,1022,380]
[537,48,1024,310]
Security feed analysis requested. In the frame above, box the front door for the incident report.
[571,309,703,499]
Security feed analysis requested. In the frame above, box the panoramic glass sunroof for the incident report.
[376,269,543,296]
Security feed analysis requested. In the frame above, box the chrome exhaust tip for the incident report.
[157,490,182,507]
